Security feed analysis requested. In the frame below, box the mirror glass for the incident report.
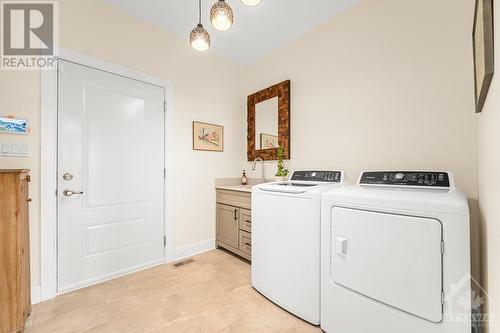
[255,97,279,150]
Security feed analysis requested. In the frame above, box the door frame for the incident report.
[40,48,175,301]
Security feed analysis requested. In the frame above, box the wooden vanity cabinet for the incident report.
[0,170,31,333]
[216,189,252,261]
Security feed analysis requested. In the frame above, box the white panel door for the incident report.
[57,60,165,292]
[331,207,443,323]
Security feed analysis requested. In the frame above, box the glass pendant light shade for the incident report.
[210,0,234,31]
[190,23,210,51]
[190,0,210,51]
[240,0,263,6]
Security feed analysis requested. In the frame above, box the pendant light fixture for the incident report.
[240,0,263,6]
[210,0,234,31]
[190,0,210,51]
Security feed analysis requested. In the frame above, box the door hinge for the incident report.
[55,189,58,196]
[441,291,445,304]
[441,241,445,254]
[163,101,167,112]
[164,168,166,179]
[163,235,166,247]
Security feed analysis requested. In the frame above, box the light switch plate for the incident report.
[1,143,9,154]
[19,144,29,155]
[0,142,30,158]
[10,143,19,154]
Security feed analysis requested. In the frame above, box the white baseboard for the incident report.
[31,284,41,305]
[173,238,215,261]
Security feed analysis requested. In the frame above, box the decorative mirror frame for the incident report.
[247,80,290,161]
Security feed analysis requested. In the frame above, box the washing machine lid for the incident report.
[330,207,443,323]
[256,170,343,194]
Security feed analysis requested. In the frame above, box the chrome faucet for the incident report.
[252,157,265,183]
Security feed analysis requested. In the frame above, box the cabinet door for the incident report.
[216,204,239,249]
[0,173,18,332]
[19,174,31,321]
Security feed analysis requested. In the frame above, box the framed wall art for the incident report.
[260,133,278,149]
[473,0,494,113]
[0,116,28,134]
[192,121,224,152]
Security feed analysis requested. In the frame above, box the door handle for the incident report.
[63,189,84,196]
[336,236,350,258]
[234,209,238,221]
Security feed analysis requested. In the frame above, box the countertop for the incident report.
[215,178,273,193]
[215,184,254,193]
[0,169,30,173]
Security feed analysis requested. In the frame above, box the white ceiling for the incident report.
[104,0,360,65]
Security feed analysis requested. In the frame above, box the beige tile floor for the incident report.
[26,249,322,333]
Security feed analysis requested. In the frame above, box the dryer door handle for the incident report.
[336,236,350,258]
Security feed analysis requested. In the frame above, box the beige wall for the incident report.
[243,0,482,288]
[0,71,41,282]
[0,0,247,286]
[477,0,500,329]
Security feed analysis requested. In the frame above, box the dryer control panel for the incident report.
[359,171,450,188]
[291,171,342,182]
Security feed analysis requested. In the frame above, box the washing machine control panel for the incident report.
[291,171,342,182]
[359,171,450,188]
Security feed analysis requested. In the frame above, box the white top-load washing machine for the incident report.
[252,170,345,325]
[320,171,471,333]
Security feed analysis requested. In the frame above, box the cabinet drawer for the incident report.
[239,209,251,232]
[217,190,251,210]
[239,231,252,256]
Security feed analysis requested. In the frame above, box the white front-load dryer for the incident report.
[252,170,345,325]
[320,171,471,333]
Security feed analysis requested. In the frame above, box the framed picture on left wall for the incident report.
[193,121,224,152]
[0,117,28,134]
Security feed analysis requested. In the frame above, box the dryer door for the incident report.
[331,207,443,323]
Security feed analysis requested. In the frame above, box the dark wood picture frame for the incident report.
[473,0,494,113]
[192,121,224,152]
[247,80,290,161]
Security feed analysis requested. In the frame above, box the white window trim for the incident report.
[40,48,175,301]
